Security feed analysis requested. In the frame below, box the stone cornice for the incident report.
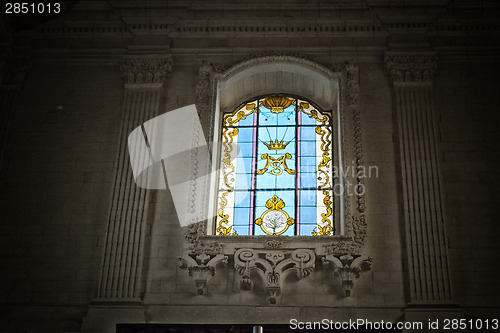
[385,52,437,83]
[120,56,173,85]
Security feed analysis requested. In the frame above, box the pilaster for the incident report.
[82,56,172,333]
[385,50,463,330]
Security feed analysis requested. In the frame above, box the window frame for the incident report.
[212,93,339,236]
[191,56,366,256]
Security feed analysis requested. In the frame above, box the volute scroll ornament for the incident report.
[234,248,315,304]
[178,252,228,295]
[322,254,372,297]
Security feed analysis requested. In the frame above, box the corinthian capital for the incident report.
[120,56,173,85]
[385,52,437,83]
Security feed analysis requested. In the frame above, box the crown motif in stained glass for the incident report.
[263,139,290,150]
[262,96,293,114]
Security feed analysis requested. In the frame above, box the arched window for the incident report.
[214,95,334,236]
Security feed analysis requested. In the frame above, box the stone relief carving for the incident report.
[178,55,371,301]
[120,56,173,84]
[322,254,372,296]
[234,248,315,304]
[384,54,437,83]
[179,253,228,295]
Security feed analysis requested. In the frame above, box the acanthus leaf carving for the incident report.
[385,53,437,83]
[120,56,173,85]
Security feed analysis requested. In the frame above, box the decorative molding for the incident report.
[234,248,315,304]
[385,53,437,83]
[344,62,366,214]
[120,56,173,85]
[265,240,283,249]
[322,254,372,296]
[215,53,337,83]
[179,253,228,295]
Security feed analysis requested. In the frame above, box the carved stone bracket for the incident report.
[179,253,228,295]
[121,56,173,85]
[234,248,315,304]
[322,254,372,297]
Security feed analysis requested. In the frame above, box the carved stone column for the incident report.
[386,51,462,325]
[83,56,172,333]
[0,58,31,171]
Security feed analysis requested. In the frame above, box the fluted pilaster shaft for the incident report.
[96,56,172,300]
[386,52,452,303]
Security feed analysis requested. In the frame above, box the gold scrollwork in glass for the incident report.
[312,190,333,236]
[296,100,331,125]
[315,126,332,188]
[257,153,295,176]
[223,102,258,126]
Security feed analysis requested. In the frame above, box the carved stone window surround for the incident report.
[180,54,371,303]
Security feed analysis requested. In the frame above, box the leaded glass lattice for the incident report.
[215,95,334,236]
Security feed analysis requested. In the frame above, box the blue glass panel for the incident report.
[255,190,277,207]
[237,111,255,127]
[275,190,295,219]
[301,156,316,166]
[256,172,276,189]
[236,157,252,174]
[276,105,296,126]
[276,172,295,189]
[254,226,267,236]
[299,224,317,236]
[259,109,278,126]
[236,127,254,143]
[301,141,316,157]
[301,164,316,173]
[234,207,250,225]
[237,142,254,158]
[233,225,249,235]
[300,207,316,224]
[234,190,251,207]
[235,173,251,190]
[300,190,317,206]
[301,112,317,125]
[300,126,317,141]
[300,172,317,188]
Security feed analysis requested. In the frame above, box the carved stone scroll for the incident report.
[322,254,372,296]
[179,253,228,295]
[234,248,315,304]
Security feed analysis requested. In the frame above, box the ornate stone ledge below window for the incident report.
[179,235,372,303]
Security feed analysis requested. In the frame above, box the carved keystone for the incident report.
[234,248,315,304]
[322,254,372,297]
[179,253,228,295]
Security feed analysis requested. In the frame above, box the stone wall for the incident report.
[0,1,499,332]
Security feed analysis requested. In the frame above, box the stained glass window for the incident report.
[215,95,334,236]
